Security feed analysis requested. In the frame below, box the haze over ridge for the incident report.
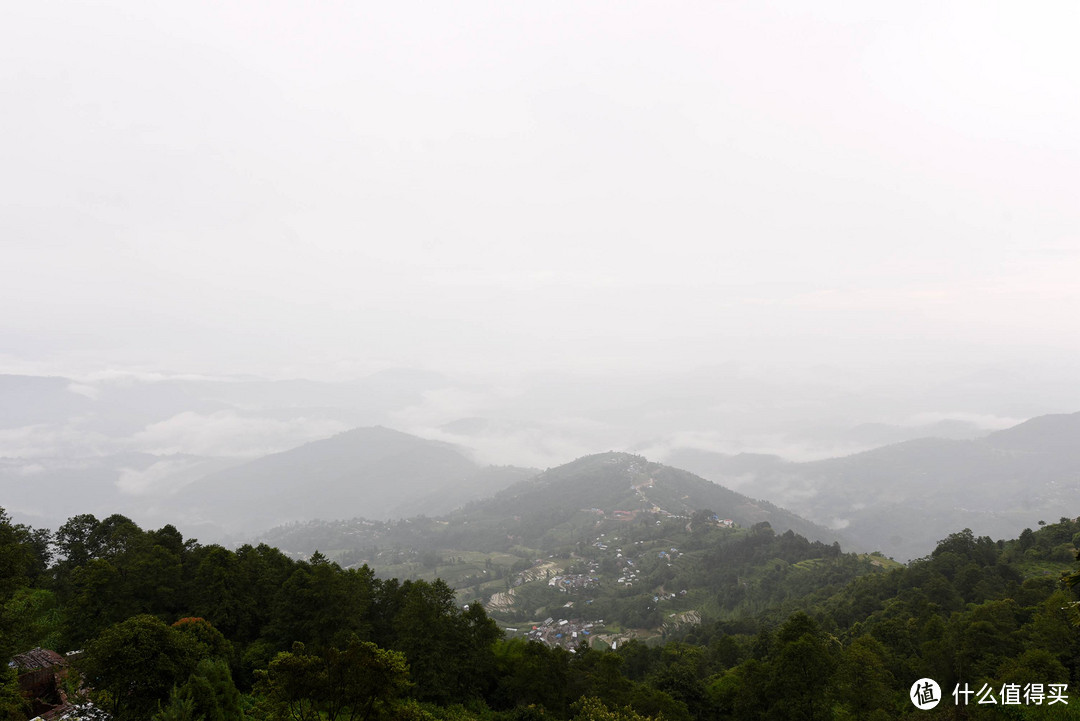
[3,2,1078,569]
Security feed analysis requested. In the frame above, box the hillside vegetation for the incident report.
[3,497,1080,718]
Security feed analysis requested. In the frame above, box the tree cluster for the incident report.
[2,508,1079,720]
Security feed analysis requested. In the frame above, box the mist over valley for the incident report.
[3,1,1080,717]
[3,367,1077,564]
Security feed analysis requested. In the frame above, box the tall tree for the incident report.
[255,639,409,721]
[79,614,199,720]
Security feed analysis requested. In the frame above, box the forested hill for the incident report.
[259,451,841,559]
[471,452,839,545]
[3,505,1080,720]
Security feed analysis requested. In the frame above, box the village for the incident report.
[483,476,736,650]
[522,617,599,651]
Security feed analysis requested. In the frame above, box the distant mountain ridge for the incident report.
[7,364,1074,563]
[665,411,1080,560]
[176,426,537,534]
[985,411,1080,455]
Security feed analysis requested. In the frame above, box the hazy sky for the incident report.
[3,1,1078,380]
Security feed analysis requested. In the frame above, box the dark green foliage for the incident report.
[0,507,46,605]
[570,696,663,720]
[172,617,234,662]
[153,658,242,721]
[2,587,63,655]
[0,664,28,721]
[80,614,199,720]
[383,579,500,704]
[57,513,184,646]
[181,659,243,721]
[153,687,202,721]
[491,639,573,714]
[830,635,895,720]
[267,558,375,650]
[766,614,839,721]
[254,638,409,720]
[4,506,1080,721]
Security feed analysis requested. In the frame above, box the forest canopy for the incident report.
[2,507,1079,720]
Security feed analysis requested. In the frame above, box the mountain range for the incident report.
[174,426,536,535]
[665,411,1080,560]
[3,368,1078,560]
[257,450,842,561]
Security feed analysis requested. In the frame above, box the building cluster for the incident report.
[548,573,599,592]
[524,617,599,650]
[616,564,638,586]
[653,589,688,603]
[656,547,683,561]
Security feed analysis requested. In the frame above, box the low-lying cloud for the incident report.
[0,423,112,459]
[116,459,202,495]
[638,430,871,465]
[409,421,604,469]
[127,410,348,458]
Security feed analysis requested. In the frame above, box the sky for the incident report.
[2,1,1079,381]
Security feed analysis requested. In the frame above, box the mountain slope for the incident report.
[985,411,1080,456]
[258,451,840,560]
[665,412,1080,560]
[177,426,533,533]
[467,452,839,544]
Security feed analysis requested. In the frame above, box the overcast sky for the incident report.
[3,1,1078,381]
